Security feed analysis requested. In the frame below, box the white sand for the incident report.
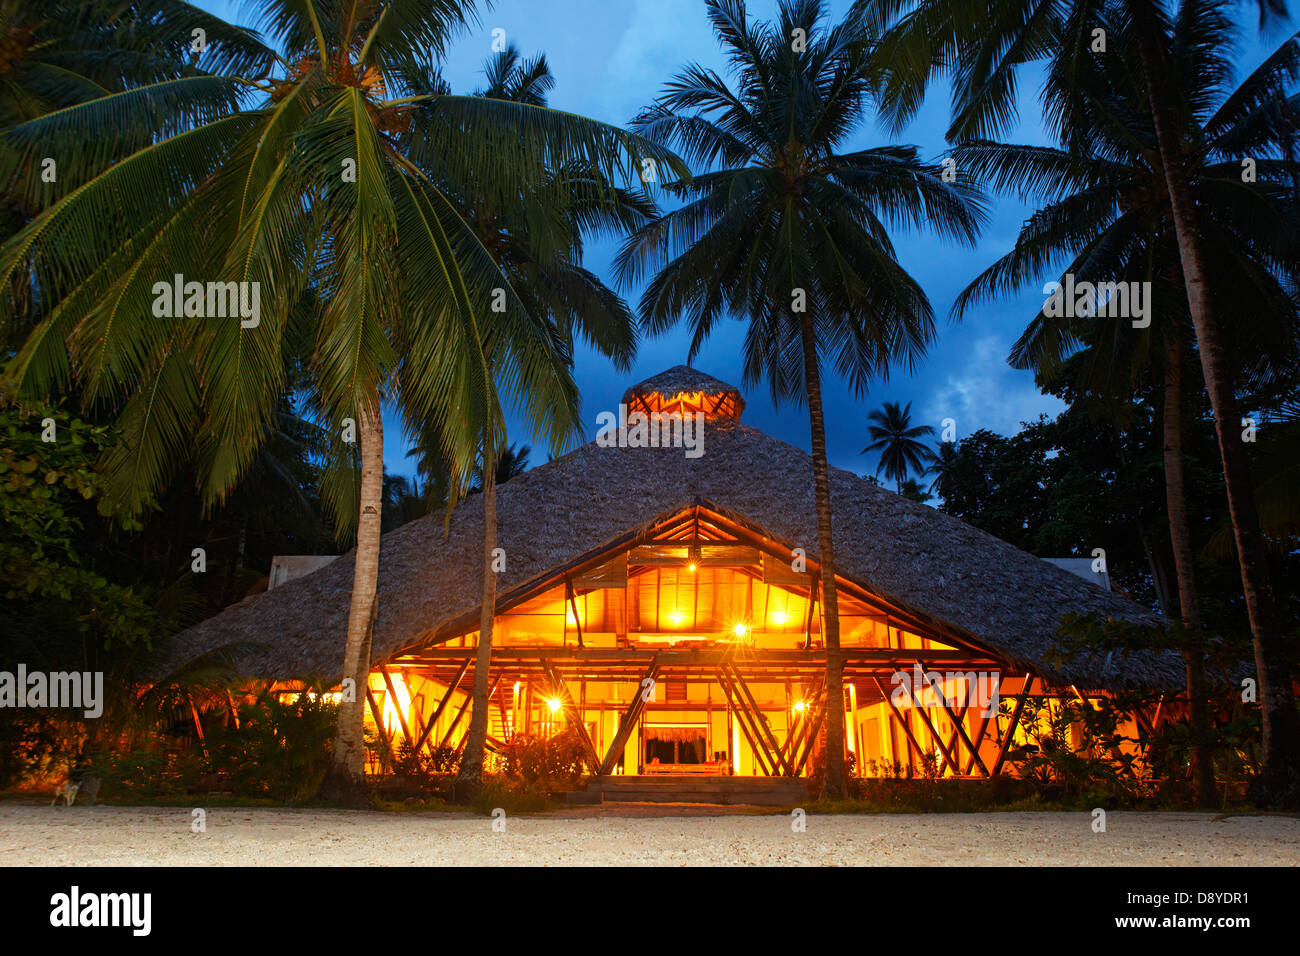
[1,804,1296,866]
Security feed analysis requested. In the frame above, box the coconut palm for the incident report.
[0,0,270,128]
[857,0,1300,804]
[399,46,653,791]
[951,2,1300,804]
[615,0,985,798]
[0,0,682,805]
[467,441,531,491]
[862,400,936,491]
[924,440,960,499]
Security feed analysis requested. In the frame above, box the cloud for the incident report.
[596,0,724,121]
[917,331,1065,440]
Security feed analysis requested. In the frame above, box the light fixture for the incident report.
[547,697,563,714]
[792,699,808,714]
[732,622,748,638]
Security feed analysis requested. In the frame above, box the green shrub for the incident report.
[498,731,587,790]
[201,688,337,803]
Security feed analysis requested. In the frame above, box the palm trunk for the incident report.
[320,403,383,808]
[1162,335,1214,807]
[1132,0,1300,805]
[1136,519,1174,617]
[456,446,498,795]
[800,314,848,800]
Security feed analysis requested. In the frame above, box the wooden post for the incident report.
[991,675,1035,777]
[724,664,790,775]
[803,572,820,651]
[366,687,394,772]
[598,655,661,776]
[225,690,241,730]
[565,577,585,649]
[717,672,773,776]
[792,691,828,777]
[412,658,472,753]
[379,666,413,744]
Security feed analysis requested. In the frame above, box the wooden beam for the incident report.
[963,677,999,776]
[412,658,472,753]
[225,690,241,730]
[497,681,512,740]
[990,675,1035,777]
[564,577,585,649]
[803,571,819,651]
[598,655,661,776]
[778,677,821,767]
[716,672,773,776]
[438,678,479,750]
[889,671,959,775]
[379,667,413,744]
[792,690,829,777]
[723,664,791,775]
[919,669,991,777]
[540,660,601,773]
[366,687,394,771]
[872,677,932,771]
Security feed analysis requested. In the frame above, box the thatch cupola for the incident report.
[621,365,745,420]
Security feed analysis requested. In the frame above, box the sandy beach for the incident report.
[1,804,1296,866]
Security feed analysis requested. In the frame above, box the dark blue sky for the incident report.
[197,0,1288,482]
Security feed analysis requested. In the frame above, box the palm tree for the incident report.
[616,0,985,798]
[862,400,936,491]
[951,3,1300,805]
[399,46,653,793]
[0,0,269,128]
[924,441,960,499]
[0,0,682,806]
[467,441,531,490]
[858,0,1300,804]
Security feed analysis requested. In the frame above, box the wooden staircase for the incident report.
[569,775,808,806]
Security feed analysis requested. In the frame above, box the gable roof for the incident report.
[161,414,1177,689]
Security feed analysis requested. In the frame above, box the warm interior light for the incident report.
[770,610,787,627]
[669,611,685,627]
[733,622,748,638]
[380,674,411,735]
[792,700,808,714]
[687,563,697,573]
[547,697,563,714]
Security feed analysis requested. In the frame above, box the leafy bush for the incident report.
[1006,696,1145,804]
[95,746,203,799]
[498,730,587,790]
[0,713,64,789]
[200,689,337,803]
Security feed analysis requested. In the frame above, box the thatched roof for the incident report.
[622,364,745,418]
[162,370,1178,689]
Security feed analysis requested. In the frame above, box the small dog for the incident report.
[50,781,79,807]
